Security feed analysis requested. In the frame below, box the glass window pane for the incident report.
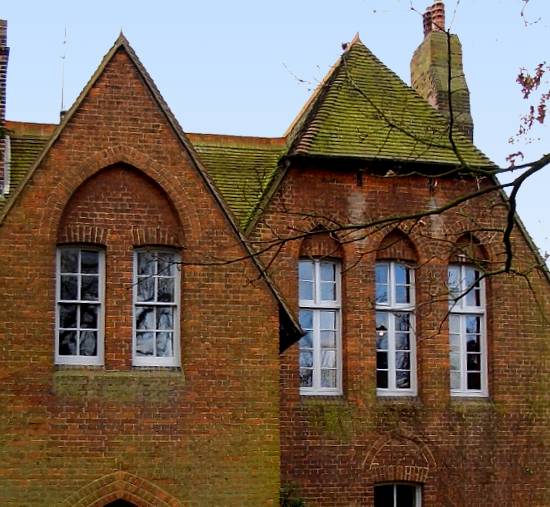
[448,265,461,295]
[79,331,97,356]
[395,285,410,304]
[374,485,393,507]
[396,352,410,370]
[396,370,411,389]
[59,330,77,355]
[396,333,410,351]
[376,263,389,304]
[299,280,314,301]
[299,331,313,349]
[136,332,154,356]
[376,326,388,350]
[321,369,336,388]
[450,352,460,371]
[467,353,481,371]
[376,351,388,369]
[81,250,99,274]
[466,316,480,334]
[157,253,175,276]
[376,284,388,304]
[299,310,313,330]
[376,370,388,389]
[396,484,416,507]
[60,249,79,273]
[320,281,336,301]
[395,264,410,285]
[466,335,480,352]
[320,330,336,348]
[299,369,313,388]
[60,275,78,300]
[156,332,173,357]
[80,304,98,329]
[320,311,335,330]
[395,313,410,331]
[157,307,174,331]
[81,275,99,301]
[59,304,77,329]
[300,351,313,368]
[158,278,175,303]
[135,306,154,330]
[298,261,313,281]
[137,277,155,302]
[467,372,481,390]
[320,262,336,282]
[137,252,155,276]
[450,371,461,390]
[321,350,336,368]
[449,314,460,334]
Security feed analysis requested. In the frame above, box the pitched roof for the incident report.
[286,36,494,168]
[188,133,285,228]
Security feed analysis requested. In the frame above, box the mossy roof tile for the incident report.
[286,37,494,168]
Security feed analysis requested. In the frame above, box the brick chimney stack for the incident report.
[0,19,8,193]
[411,2,474,141]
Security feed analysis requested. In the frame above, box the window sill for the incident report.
[52,367,185,402]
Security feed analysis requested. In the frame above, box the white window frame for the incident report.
[375,261,417,396]
[132,249,181,367]
[374,483,422,507]
[448,264,488,397]
[55,246,105,366]
[298,259,342,396]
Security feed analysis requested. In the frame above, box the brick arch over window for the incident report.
[449,232,489,265]
[57,163,183,247]
[376,229,418,263]
[60,471,181,507]
[362,432,436,484]
[299,226,343,259]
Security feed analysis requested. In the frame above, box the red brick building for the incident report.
[0,3,548,506]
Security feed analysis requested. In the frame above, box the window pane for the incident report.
[396,484,416,507]
[320,262,336,282]
[136,332,154,356]
[396,371,411,389]
[300,351,313,368]
[376,312,389,349]
[156,332,173,357]
[137,252,155,276]
[60,249,79,273]
[321,350,336,368]
[135,306,154,330]
[376,370,388,389]
[450,371,460,390]
[449,333,460,349]
[79,331,97,356]
[466,334,480,352]
[81,250,99,274]
[395,264,410,285]
[137,277,155,302]
[395,285,410,304]
[320,311,335,330]
[449,314,460,334]
[320,330,336,348]
[60,275,78,300]
[59,330,77,355]
[375,263,389,304]
[466,316,480,334]
[376,351,388,369]
[450,352,460,371]
[59,304,77,329]
[299,281,314,301]
[467,353,481,371]
[81,275,99,301]
[467,372,481,390]
[157,253,175,276]
[299,331,313,349]
[396,333,410,351]
[321,369,336,388]
[448,266,461,296]
[395,313,410,331]
[80,304,98,329]
[299,310,313,330]
[396,352,410,370]
[320,281,336,301]
[158,278,175,303]
[298,261,314,281]
[299,369,313,387]
[374,485,393,507]
[157,307,174,331]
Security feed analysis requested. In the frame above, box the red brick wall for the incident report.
[252,162,550,506]
[0,47,280,506]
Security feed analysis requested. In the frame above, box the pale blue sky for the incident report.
[2,0,549,257]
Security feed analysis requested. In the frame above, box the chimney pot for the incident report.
[423,2,446,37]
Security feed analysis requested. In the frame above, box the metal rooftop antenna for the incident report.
[60,26,67,117]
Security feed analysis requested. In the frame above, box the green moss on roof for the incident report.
[287,38,493,168]
[189,134,285,228]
